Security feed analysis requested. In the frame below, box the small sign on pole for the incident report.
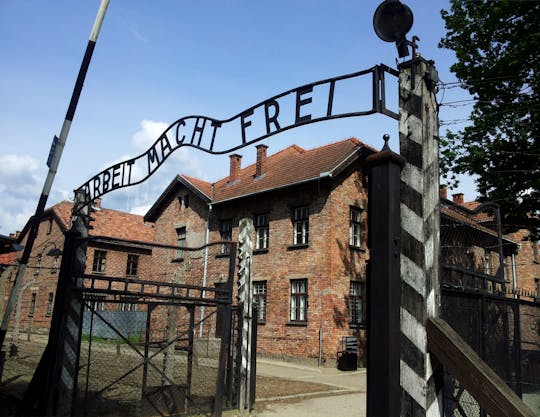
[46,136,59,168]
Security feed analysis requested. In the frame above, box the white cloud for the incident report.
[131,119,169,150]
[130,204,152,216]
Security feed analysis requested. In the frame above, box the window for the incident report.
[46,292,54,315]
[349,207,362,248]
[535,278,540,299]
[349,281,364,325]
[253,281,267,323]
[52,256,59,274]
[255,214,269,250]
[176,226,186,259]
[47,219,53,234]
[90,295,106,312]
[290,279,308,322]
[126,254,139,277]
[220,220,232,254]
[29,293,37,316]
[35,254,42,275]
[120,297,138,311]
[178,194,190,210]
[92,250,107,273]
[293,207,309,245]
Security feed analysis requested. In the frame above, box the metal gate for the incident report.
[440,269,540,416]
[73,241,240,417]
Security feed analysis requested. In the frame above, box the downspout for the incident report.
[511,253,518,299]
[199,203,212,337]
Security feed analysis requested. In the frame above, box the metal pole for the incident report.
[0,0,110,352]
[366,136,404,417]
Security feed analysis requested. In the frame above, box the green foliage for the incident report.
[439,0,540,236]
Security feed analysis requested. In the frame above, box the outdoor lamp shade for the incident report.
[373,0,413,43]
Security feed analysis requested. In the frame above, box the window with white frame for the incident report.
[35,254,42,275]
[253,281,267,323]
[176,226,186,259]
[290,279,308,322]
[349,207,362,248]
[46,292,54,315]
[255,214,269,250]
[92,250,107,273]
[126,254,139,277]
[29,293,37,316]
[349,281,364,325]
[220,220,232,254]
[120,297,138,311]
[293,207,309,245]
[52,256,59,274]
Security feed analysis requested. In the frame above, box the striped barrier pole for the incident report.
[398,57,442,416]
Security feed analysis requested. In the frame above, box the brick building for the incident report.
[144,138,375,364]
[3,199,155,337]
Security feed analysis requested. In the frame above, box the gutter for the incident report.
[212,172,333,205]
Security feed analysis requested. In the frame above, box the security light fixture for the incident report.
[373,0,414,58]
[46,248,63,257]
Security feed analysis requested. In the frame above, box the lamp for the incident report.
[373,0,414,58]
[46,248,63,257]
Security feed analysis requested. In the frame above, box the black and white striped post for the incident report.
[0,0,110,352]
[237,218,254,411]
[398,57,442,416]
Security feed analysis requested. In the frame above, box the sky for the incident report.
[0,0,476,234]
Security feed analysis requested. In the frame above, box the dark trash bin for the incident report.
[337,351,358,371]
[337,336,359,371]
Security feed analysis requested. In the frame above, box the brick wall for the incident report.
[149,161,370,363]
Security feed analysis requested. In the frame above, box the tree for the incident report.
[439,0,540,237]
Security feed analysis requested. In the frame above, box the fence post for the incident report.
[366,135,405,417]
[237,218,254,411]
[399,57,442,416]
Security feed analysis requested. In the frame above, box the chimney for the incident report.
[255,144,268,177]
[94,197,102,209]
[229,154,242,183]
[439,184,448,200]
[452,193,464,205]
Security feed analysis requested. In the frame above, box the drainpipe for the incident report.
[199,203,212,336]
[511,253,518,299]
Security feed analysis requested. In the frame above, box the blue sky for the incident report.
[0,0,475,233]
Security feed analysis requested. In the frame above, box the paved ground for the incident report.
[252,359,366,417]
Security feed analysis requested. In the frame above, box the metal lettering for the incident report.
[111,164,122,189]
[191,117,207,146]
[146,146,160,175]
[102,170,111,193]
[160,134,173,159]
[240,109,254,144]
[76,65,398,209]
[327,80,335,117]
[176,120,187,145]
[295,86,313,124]
[264,100,281,134]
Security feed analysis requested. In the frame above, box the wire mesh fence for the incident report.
[440,202,540,415]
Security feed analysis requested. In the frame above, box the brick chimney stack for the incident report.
[452,193,464,205]
[94,197,102,209]
[255,144,268,177]
[439,185,448,200]
[229,154,242,183]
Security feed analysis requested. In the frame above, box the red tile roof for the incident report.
[144,138,376,221]
[90,207,155,243]
[183,138,373,204]
[43,201,155,243]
